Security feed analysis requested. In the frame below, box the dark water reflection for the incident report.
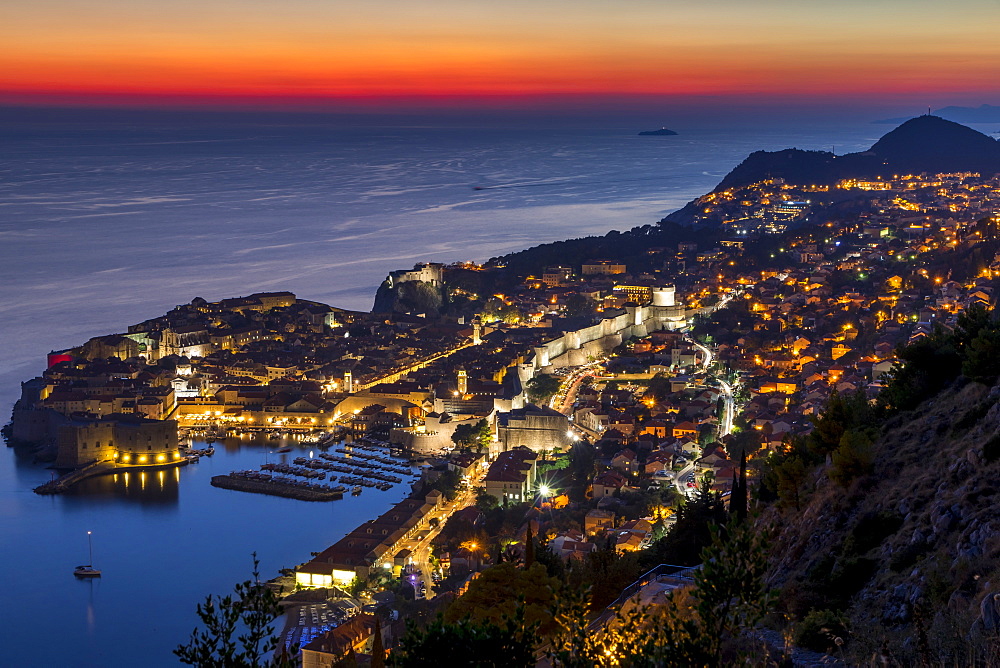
[67,467,182,505]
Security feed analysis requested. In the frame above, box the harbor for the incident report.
[210,435,420,501]
[2,428,416,666]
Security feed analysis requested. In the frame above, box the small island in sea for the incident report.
[638,127,678,136]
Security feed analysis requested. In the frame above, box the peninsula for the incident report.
[9,115,1000,665]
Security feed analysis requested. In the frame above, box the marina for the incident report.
[212,435,418,499]
[210,473,346,501]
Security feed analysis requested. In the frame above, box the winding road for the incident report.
[687,337,735,438]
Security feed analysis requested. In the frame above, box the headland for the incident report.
[8,115,1000,664]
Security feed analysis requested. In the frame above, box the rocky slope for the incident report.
[765,379,1000,663]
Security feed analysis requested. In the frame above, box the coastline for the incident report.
[0,117,907,666]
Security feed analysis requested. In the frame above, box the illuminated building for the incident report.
[54,415,180,469]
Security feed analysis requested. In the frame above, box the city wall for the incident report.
[531,304,686,371]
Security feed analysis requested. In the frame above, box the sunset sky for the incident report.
[3,0,999,110]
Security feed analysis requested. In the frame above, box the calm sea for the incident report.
[0,108,885,665]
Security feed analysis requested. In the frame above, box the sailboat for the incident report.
[74,530,102,578]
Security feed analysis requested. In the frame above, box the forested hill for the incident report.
[665,115,1000,225]
[488,221,708,279]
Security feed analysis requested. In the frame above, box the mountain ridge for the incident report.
[875,104,1000,125]
[665,115,1000,225]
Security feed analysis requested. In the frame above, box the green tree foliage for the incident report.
[474,486,500,511]
[548,517,775,666]
[808,390,877,461]
[759,390,878,502]
[568,442,595,502]
[526,374,562,403]
[829,430,875,487]
[451,419,492,452]
[878,327,961,412]
[643,475,727,567]
[774,455,809,511]
[729,449,748,522]
[562,293,597,319]
[524,525,535,568]
[175,554,296,668]
[644,372,672,402]
[533,541,567,581]
[481,297,521,325]
[957,304,1000,383]
[427,469,462,502]
[444,562,557,633]
[794,608,849,654]
[879,305,1000,411]
[954,303,994,352]
[963,328,1000,383]
[565,548,644,613]
[692,297,758,347]
[371,616,385,668]
[392,604,538,668]
[348,576,366,599]
[692,520,777,660]
[537,455,570,475]
[725,424,762,460]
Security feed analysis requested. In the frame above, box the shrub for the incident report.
[984,433,1000,463]
[889,541,929,572]
[953,398,995,432]
[848,511,904,555]
[794,608,849,654]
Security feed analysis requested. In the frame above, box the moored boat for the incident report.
[73,531,101,578]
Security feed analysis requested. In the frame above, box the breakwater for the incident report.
[33,458,189,494]
[210,474,345,501]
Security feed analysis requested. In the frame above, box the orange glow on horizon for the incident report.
[3,0,999,106]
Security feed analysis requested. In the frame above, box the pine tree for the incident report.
[525,525,535,568]
[730,449,748,522]
[175,553,297,667]
[370,616,385,668]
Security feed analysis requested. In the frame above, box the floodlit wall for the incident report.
[532,304,686,371]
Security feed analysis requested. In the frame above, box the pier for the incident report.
[33,458,189,495]
[210,474,345,501]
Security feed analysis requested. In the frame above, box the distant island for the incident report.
[638,128,678,136]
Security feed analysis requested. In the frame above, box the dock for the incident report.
[210,474,345,501]
[33,458,190,495]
